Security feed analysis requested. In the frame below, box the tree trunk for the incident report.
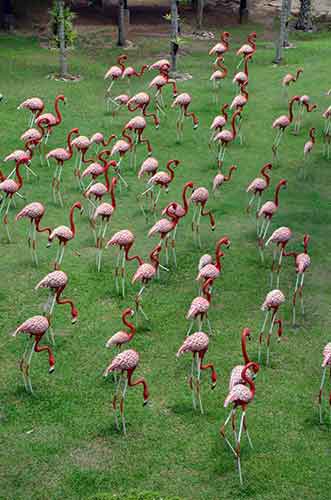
[196,0,204,30]
[295,0,313,31]
[57,0,68,78]
[170,0,179,73]
[117,0,125,46]
[239,0,248,24]
[283,0,292,47]
[1,0,14,30]
[274,0,288,64]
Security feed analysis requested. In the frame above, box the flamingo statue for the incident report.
[233,54,253,91]
[246,163,272,214]
[236,32,257,68]
[258,289,285,365]
[148,64,178,117]
[282,68,303,99]
[210,56,228,103]
[209,31,230,60]
[171,93,199,142]
[18,97,45,127]
[15,202,51,265]
[220,361,260,485]
[318,343,331,424]
[140,159,180,216]
[12,316,55,393]
[266,226,292,287]
[105,308,135,351]
[209,103,229,147]
[176,330,217,415]
[190,187,215,248]
[35,94,66,143]
[35,270,78,344]
[196,236,231,285]
[148,203,180,268]
[104,54,128,111]
[93,177,117,272]
[103,349,149,434]
[186,278,213,336]
[81,149,111,191]
[122,116,152,169]
[47,201,83,269]
[214,110,241,168]
[127,92,159,128]
[0,163,24,242]
[294,95,317,134]
[272,96,300,161]
[302,127,316,178]
[212,165,237,194]
[229,328,259,389]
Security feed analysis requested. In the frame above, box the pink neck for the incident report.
[241,329,250,364]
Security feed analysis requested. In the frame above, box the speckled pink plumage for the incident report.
[72,136,90,151]
[322,343,331,367]
[296,253,311,274]
[138,157,158,179]
[124,116,146,130]
[261,289,285,311]
[266,227,292,247]
[105,349,139,372]
[16,202,45,221]
[176,331,209,357]
[93,202,114,220]
[18,97,44,113]
[104,66,122,80]
[186,296,210,320]
[105,308,135,348]
[35,270,68,290]
[4,149,31,164]
[224,383,252,407]
[191,187,209,204]
[149,59,170,71]
[20,128,42,144]
[172,93,192,107]
[81,162,104,179]
[111,139,131,156]
[148,218,176,238]
[107,229,134,248]
[13,315,49,337]
[132,263,156,284]
[128,92,150,106]
[198,254,213,271]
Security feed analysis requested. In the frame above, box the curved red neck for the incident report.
[25,144,34,160]
[109,176,116,208]
[295,69,302,81]
[15,164,23,190]
[202,278,212,303]
[69,204,79,236]
[138,65,148,77]
[150,247,160,269]
[248,34,256,49]
[36,121,46,137]
[303,234,310,253]
[216,57,227,76]
[36,218,51,235]
[309,129,315,143]
[55,287,78,321]
[103,164,110,192]
[221,33,229,48]
[104,134,116,147]
[54,96,63,125]
[182,183,192,213]
[242,363,256,399]
[118,55,127,72]
[122,130,133,147]
[288,98,297,123]
[244,56,250,77]
[240,84,249,100]
[261,164,271,186]
[225,166,236,181]
[98,150,111,167]
[274,182,284,207]
[231,112,239,138]
[221,104,228,121]
[241,329,251,364]
[127,368,149,402]
[122,309,135,335]
[166,160,176,181]
[67,130,77,157]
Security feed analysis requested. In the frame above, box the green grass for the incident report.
[0,25,331,500]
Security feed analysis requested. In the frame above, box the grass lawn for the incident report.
[0,23,330,500]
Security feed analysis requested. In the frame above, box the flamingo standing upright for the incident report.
[18,97,45,127]
[229,328,258,390]
[0,163,24,242]
[318,343,331,424]
[46,128,80,207]
[140,159,180,215]
[106,230,142,297]
[110,137,133,188]
[122,64,148,91]
[12,316,55,393]
[47,201,83,269]
[93,177,117,272]
[236,32,257,68]
[282,234,311,325]
[15,202,51,264]
[122,116,152,169]
[272,96,300,161]
[131,244,163,321]
[186,278,213,336]
[103,349,149,434]
[258,289,285,365]
[71,135,91,187]
[302,127,316,178]
[148,203,179,268]
[20,119,47,166]
[196,236,231,286]
[4,143,35,180]
[257,178,287,255]
[190,187,215,247]
[105,308,135,351]
[81,149,112,191]
[230,82,249,144]
[35,94,66,143]
[210,56,228,103]
[90,132,117,152]
[266,226,292,287]
[209,103,229,147]
[104,54,128,111]
[220,362,260,485]
[84,160,117,217]
[209,31,230,60]
[138,157,159,180]
[212,165,237,194]
[127,92,159,128]
[35,270,78,344]
[294,95,317,134]
[176,330,217,414]
[233,54,252,91]
[282,68,303,99]
[214,110,241,168]
[148,64,178,117]
[246,163,272,214]
[171,93,199,142]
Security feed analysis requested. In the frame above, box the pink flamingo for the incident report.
[318,343,331,424]
[84,160,117,214]
[258,289,285,365]
[148,64,178,116]
[214,110,241,168]
[18,97,45,127]
[93,177,117,272]
[12,315,55,393]
[282,68,303,99]
[294,95,317,133]
[35,270,78,344]
[15,202,51,264]
[122,64,148,90]
[109,93,130,116]
[220,361,260,485]
[257,178,287,253]
[246,163,272,214]
[209,103,229,147]
[122,116,152,169]
[266,226,292,287]
[176,330,217,414]
[138,157,159,180]
[47,201,83,269]
[186,278,213,336]
[190,187,215,247]
[282,234,311,325]
[103,349,149,434]
[209,31,230,60]
[131,244,163,321]
[81,149,111,190]
[90,132,116,151]
[46,128,80,207]
[212,165,237,194]
[140,159,180,215]
[0,163,24,242]
[104,54,128,110]
[233,54,253,91]
[323,105,331,158]
[228,328,258,390]
[302,127,316,178]
[127,92,159,128]
[210,56,228,103]
[196,236,231,284]
[4,143,35,179]
[230,82,249,144]
[106,229,142,297]
[236,32,257,67]
[171,93,199,142]
[148,203,180,267]
[272,95,300,161]
[20,119,47,166]
[71,135,91,187]
[35,95,66,143]
[149,59,171,72]
[105,308,135,351]
[160,181,194,260]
